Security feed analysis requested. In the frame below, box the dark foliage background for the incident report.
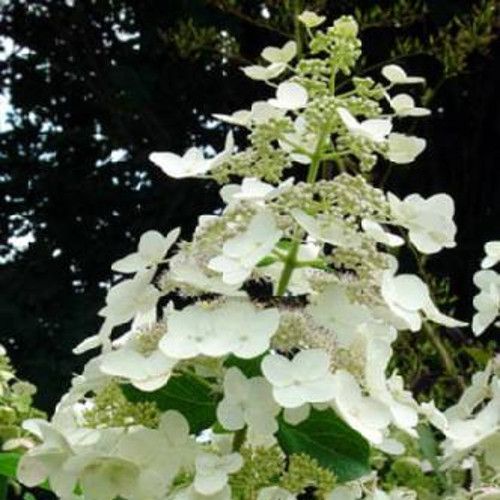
[0,0,499,410]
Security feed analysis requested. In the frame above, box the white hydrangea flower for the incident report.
[157,410,197,471]
[193,452,243,496]
[159,300,279,360]
[306,283,374,347]
[212,109,252,127]
[20,410,196,500]
[74,270,161,354]
[216,367,280,439]
[472,270,500,335]
[388,94,431,117]
[242,62,286,81]
[168,254,245,297]
[249,101,286,124]
[213,101,285,128]
[481,241,500,269]
[149,131,233,178]
[112,227,180,274]
[220,177,293,206]
[297,10,326,28]
[208,211,283,285]
[370,490,417,500]
[388,192,457,254]
[67,426,186,500]
[261,41,297,64]
[387,133,426,164]
[279,116,317,164]
[269,82,308,110]
[381,271,466,331]
[443,393,500,453]
[332,370,392,444]
[98,268,160,325]
[258,486,296,499]
[361,219,404,247]
[172,485,232,500]
[326,484,363,500]
[99,333,177,392]
[420,400,449,432]
[445,363,493,421]
[261,349,336,408]
[292,209,361,248]
[17,419,79,497]
[337,107,392,143]
[365,338,419,436]
[381,65,425,85]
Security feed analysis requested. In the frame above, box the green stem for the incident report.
[276,238,301,296]
[422,323,465,391]
[276,123,330,296]
[292,0,303,58]
[232,427,247,452]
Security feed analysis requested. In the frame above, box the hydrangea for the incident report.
[269,82,308,110]
[365,339,419,436]
[388,94,431,117]
[332,370,392,444]
[387,134,426,164]
[472,270,500,335]
[16,10,496,500]
[306,283,374,347]
[292,209,360,248]
[193,452,243,496]
[208,211,283,285]
[241,63,286,81]
[99,324,177,391]
[220,177,293,206]
[361,219,404,247]
[337,107,392,143]
[388,193,456,254]
[99,269,160,325]
[216,367,280,442]
[159,300,280,359]
[112,228,180,274]
[261,41,297,64]
[381,271,466,331]
[297,10,326,28]
[261,349,336,408]
[481,241,500,269]
[381,65,426,85]
[150,132,233,178]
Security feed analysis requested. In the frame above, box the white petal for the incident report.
[269,82,308,110]
[387,133,426,164]
[261,354,293,387]
[292,349,330,381]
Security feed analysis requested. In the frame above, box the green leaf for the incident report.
[257,255,279,267]
[223,354,264,377]
[0,453,20,479]
[277,240,293,252]
[0,452,20,500]
[277,408,370,482]
[0,475,8,500]
[122,372,220,434]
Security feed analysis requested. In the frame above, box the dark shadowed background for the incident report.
[0,0,499,410]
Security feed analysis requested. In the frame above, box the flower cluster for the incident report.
[14,11,499,500]
[0,344,45,450]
